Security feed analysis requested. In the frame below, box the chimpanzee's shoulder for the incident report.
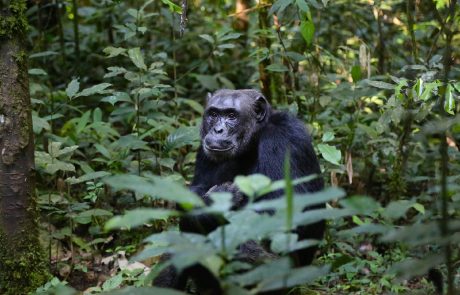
[266,111,310,139]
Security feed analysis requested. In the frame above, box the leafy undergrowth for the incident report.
[19,0,460,294]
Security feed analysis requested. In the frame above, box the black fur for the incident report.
[157,90,325,293]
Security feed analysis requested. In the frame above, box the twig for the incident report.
[438,2,457,294]
[227,3,270,17]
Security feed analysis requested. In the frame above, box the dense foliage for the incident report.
[20,0,460,294]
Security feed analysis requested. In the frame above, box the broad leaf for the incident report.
[66,78,80,98]
[104,175,203,208]
[317,143,341,165]
[76,83,112,98]
[266,64,289,72]
[66,171,111,185]
[105,208,177,230]
[300,20,315,46]
[128,47,147,70]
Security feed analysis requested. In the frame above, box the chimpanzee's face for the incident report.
[201,90,268,161]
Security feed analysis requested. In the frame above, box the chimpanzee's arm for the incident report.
[180,148,231,234]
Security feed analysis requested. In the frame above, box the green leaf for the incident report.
[29,50,58,58]
[444,84,455,115]
[317,143,341,165]
[104,66,127,78]
[105,208,178,230]
[366,80,395,90]
[66,171,111,185]
[35,151,76,174]
[104,175,203,208]
[266,64,289,72]
[412,203,425,214]
[339,195,381,215]
[249,187,346,213]
[229,257,329,291]
[101,91,132,105]
[199,34,214,44]
[321,131,335,142]
[218,33,242,42]
[235,174,272,198]
[128,47,147,70]
[107,287,188,295]
[195,74,219,90]
[217,43,236,50]
[29,68,47,76]
[382,200,414,220]
[161,0,182,13]
[102,274,123,292]
[419,81,438,101]
[388,254,445,281]
[32,114,51,133]
[300,20,315,46]
[94,144,111,158]
[269,0,294,15]
[351,65,362,82]
[66,78,80,98]
[164,126,200,152]
[103,46,127,58]
[284,152,294,231]
[48,142,79,158]
[74,209,113,224]
[295,208,354,226]
[258,265,330,292]
[295,0,309,12]
[76,110,91,134]
[380,222,443,246]
[339,224,389,237]
[76,83,112,98]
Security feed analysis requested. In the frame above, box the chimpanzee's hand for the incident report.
[204,182,248,210]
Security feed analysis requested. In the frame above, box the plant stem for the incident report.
[72,0,80,73]
[406,0,418,62]
[438,2,456,294]
[376,4,386,73]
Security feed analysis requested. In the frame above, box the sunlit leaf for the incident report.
[444,84,455,115]
[105,208,178,230]
[66,171,111,185]
[76,83,112,98]
[103,46,127,58]
[317,143,341,165]
[104,174,203,208]
[128,47,147,70]
[300,20,315,46]
[29,68,47,76]
[266,64,289,72]
[366,80,395,90]
[108,286,187,295]
[66,78,80,99]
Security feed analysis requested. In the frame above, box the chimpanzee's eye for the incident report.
[209,111,218,118]
[228,112,237,120]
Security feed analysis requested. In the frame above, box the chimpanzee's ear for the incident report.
[206,92,212,105]
[254,95,268,122]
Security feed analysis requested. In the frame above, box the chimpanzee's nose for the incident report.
[213,126,224,134]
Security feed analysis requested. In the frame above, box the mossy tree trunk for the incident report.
[0,1,50,294]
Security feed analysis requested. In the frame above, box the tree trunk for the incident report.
[233,0,250,32]
[257,0,273,101]
[0,1,49,294]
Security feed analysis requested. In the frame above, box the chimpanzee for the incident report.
[155,89,324,293]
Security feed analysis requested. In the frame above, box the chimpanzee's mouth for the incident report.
[204,144,234,152]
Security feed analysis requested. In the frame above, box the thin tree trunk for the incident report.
[376,5,386,73]
[72,0,80,73]
[0,1,49,294]
[234,0,250,31]
[257,0,272,101]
